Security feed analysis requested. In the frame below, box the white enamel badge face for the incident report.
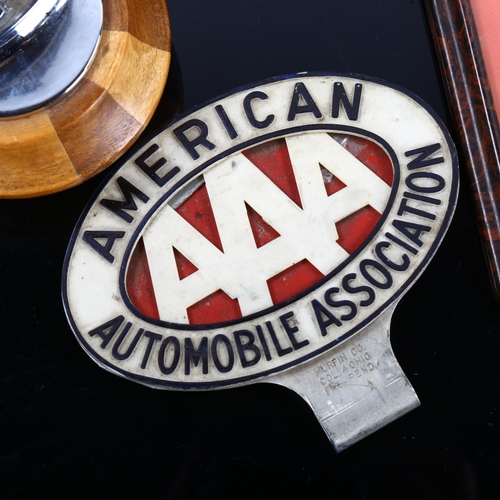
[63,74,458,450]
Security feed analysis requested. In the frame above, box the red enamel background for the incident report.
[126,134,393,324]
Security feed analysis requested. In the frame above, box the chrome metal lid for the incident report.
[0,0,103,116]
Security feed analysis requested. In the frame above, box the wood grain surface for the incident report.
[0,0,171,198]
[425,0,500,302]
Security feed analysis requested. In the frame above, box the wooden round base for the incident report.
[0,0,171,198]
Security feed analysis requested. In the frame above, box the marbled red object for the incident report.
[425,0,500,302]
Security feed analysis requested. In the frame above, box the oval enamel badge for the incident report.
[63,74,458,395]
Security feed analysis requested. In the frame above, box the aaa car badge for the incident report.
[63,73,458,450]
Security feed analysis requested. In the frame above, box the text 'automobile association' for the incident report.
[63,73,458,389]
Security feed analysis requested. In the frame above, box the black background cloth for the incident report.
[2,1,499,498]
